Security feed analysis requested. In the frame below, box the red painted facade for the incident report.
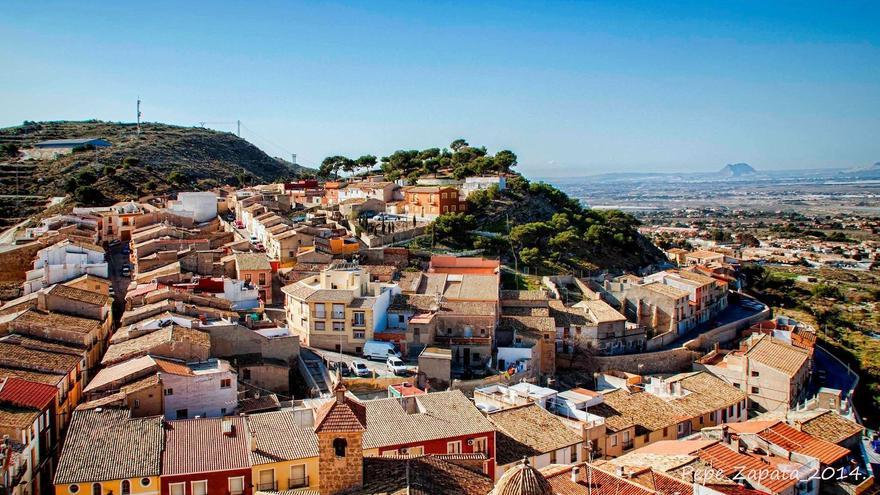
[375,431,497,478]
[160,469,252,495]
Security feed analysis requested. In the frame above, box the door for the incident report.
[463,348,471,368]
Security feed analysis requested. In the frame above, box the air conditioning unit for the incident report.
[399,448,409,455]
[467,439,474,446]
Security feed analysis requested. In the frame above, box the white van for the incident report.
[363,340,400,361]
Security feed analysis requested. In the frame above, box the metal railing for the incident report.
[288,476,310,489]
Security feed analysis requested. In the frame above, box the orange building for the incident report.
[429,255,500,275]
[322,181,346,205]
[400,186,466,219]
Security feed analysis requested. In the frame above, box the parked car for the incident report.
[121,266,131,277]
[249,235,259,243]
[387,357,408,376]
[351,362,371,377]
[235,220,244,228]
[363,340,401,360]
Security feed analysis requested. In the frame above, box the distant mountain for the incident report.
[719,162,756,177]
[0,120,316,203]
[838,161,880,180]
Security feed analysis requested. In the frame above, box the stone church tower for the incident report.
[314,382,367,495]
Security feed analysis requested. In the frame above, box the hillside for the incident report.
[374,140,665,272]
[0,120,314,205]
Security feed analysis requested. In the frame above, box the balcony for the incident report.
[257,481,278,491]
[288,476,309,490]
[622,440,634,450]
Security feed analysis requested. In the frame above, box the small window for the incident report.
[751,370,759,377]
[610,435,617,447]
[69,485,80,494]
[243,369,251,380]
[164,388,174,396]
[751,387,760,394]
[133,399,140,409]
[333,438,348,457]
[191,480,207,495]
[140,478,151,487]
[447,441,462,454]
[169,483,185,495]
[220,379,232,389]
[228,477,245,495]
[92,483,101,495]
[121,480,131,495]
[472,437,487,453]
[570,448,578,463]
[176,409,188,419]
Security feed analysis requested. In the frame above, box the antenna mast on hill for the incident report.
[136,98,142,135]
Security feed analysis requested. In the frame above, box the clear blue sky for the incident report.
[1,1,878,176]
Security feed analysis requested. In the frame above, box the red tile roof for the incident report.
[314,394,366,433]
[0,377,57,409]
[543,463,655,495]
[698,443,797,494]
[162,417,250,475]
[757,422,850,466]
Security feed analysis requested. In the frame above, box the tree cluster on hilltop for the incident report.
[316,139,517,181]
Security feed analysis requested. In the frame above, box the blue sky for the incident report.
[1,1,878,176]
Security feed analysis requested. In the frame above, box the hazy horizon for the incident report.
[2,1,878,176]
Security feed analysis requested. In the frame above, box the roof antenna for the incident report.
[136,98,142,136]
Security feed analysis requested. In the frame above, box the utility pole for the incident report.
[237,120,241,137]
[136,98,142,136]
[291,153,297,166]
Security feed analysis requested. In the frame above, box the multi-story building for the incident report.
[282,262,399,354]
[695,333,812,413]
[0,377,58,495]
[23,240,108,294]
[230,253,273,302]
[54,408,164,495]
[397,186,466,219]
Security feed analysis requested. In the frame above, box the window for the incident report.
[413,327,420,338]
[353,331,365,340]
[133,399,140,409]
[663,427,668,437]
[315,321,326,331]
[472,437,487,453]
[610,435,617,447]
[259,273,266,285]
[570,448,578,463]
[447,441,462,454]
[229,477,245,495]
[332,321,344,332]
[221,408,227,415]
[397,315,404,323]
[121,480,130,495]
[245,273,252,282]
[243,369,251,380]
[550,450,557,463]
[169,483,185,495]
[69,485,80,494]
[191,480,207,495]
[352,312,366,327]
[258,469,275,491]
[450,205,456,212]
[315,303,326,318]
[699,415,704,425]
[751,370,760,377]
[220,378,232,389]
[140,478,151,487]
[176,409,188,419]
[333,438,348,457]
[92,483,101,495]
[751,386,760,394]
[290,465,307,489]
[332,304,345,319]
[164,388,174,396]
[443,206,449,213]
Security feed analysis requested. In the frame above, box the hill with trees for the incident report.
[0,120,313,206]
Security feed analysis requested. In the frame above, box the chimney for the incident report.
[722,425,730,444]
[222,418,235,436]
[250,434,257,452]
[616,466,625,478]
[571,466,580,483]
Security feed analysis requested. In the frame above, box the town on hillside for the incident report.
[0,142,876,495]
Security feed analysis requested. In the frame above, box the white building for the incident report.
[168,191,218,223]
[23,240,108,294]
[161,358,238,419]
[461,176,506,198]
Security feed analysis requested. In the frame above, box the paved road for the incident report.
[106,244,132,321]
[662,294,768,350]
[307,346,415,378]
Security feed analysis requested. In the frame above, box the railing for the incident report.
[622,440,634,450]
[351,319,366,327]
[332,312,345,320]
[288,476,310,489]
[257,481,277,491]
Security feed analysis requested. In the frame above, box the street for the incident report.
[307,346,416,378]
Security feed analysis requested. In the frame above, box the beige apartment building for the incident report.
[282,262,400,354]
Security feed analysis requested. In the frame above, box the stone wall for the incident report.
[557,347,701,375]
[317,430,364,495]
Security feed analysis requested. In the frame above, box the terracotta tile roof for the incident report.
[746,335,810,377]
[596,463,694,495]
[247,410,319,464]
[543,463,655,495]
[55,408,164,484]
[305,289,356,303]
[698,443,797,494]
[162,416,250,475]
[48,283,110,307]
[488,403,583,466]
[349,455,494,495]
[641,282,689,300]
[234,252,272,272]
[314,394,367,433]
[757,422,850,465]
[13,308,101,335]
[153,357,194,376]
[359,390,494,450]
[0,405,41,429]
[0,338,81,374]
[0,377,58,409]
[799,411,863,445]
[238,394,281,414]
[0,367,64,386]
[101,325,210,365]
